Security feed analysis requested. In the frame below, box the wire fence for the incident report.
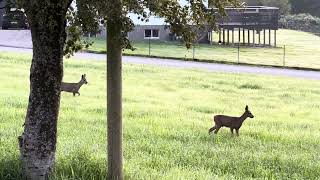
[89,31,320,70]
[124,39,320,70]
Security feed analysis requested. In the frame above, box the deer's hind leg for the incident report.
[230,128,234,135]
[76,92,80,96]
[209,126,216,134]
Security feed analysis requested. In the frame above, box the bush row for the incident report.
[279,13,320,34]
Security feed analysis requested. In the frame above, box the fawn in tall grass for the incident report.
[209,105,254,136]
[61,74,88,96]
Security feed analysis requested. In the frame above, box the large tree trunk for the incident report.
[107,0,123,179]
[18,3,69,180]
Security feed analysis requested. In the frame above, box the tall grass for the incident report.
[0,52,320,179]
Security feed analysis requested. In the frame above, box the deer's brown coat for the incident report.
[209,105,254,136]
[61,74,88,96]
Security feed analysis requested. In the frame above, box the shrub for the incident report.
[279,13,320,34]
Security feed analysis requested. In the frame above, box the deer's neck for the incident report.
[239,113,248,123]
[78,80,85,88]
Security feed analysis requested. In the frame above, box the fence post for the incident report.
[283,45,286,67]
[148,38,151,56]
[193,44,195,60]
[237,43,240,64]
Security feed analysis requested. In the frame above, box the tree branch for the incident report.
[63,0,73,13]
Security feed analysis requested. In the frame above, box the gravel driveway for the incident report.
[1,30,320,80]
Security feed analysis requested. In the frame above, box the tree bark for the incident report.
[107,0,123,179]
[18,3,69,180]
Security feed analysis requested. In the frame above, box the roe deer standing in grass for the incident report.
[209,105,254,136]
[61,74,88,96]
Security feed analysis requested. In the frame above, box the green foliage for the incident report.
[64,25,94,58]
[1,52,320,179]
[7,0,242,54]
[279,14,320,34]
[61,0,241,53]
[243,0,320,17]
[290,0,320,17]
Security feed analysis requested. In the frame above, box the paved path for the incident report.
[1,46,320,80]
[0,30,32,48]
[1,30,320,80]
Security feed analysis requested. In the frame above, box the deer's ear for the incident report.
[245,105,248,111]
[84,74,86,77]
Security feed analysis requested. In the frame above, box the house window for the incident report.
[152,29,159,38]
[144,29,159,39]
[145,29,152,38]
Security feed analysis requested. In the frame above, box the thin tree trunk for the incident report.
[107,0,123,179]
[18,5,68,180]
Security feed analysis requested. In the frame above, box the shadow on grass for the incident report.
[53,150,107,180]
[0,152,107,180]
[0,156,22,180]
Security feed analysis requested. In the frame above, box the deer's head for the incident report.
[245,105,254,118]
[81,74,88,84]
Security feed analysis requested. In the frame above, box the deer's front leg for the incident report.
[236,129,240,136]
[77,92,80,96]
[209,126,216,134]
[73,92,76,96]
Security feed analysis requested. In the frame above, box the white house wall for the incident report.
[128,25,172,42]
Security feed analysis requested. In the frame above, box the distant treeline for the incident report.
[242,0,320,34]
[290,0,320,18]
[242,0,320,17]
[279,14,320,35]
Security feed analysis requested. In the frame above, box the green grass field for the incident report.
[88,29,320,69]
[1,52,320,179]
